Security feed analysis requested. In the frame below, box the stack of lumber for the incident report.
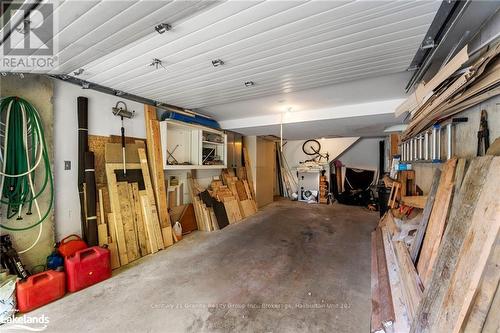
[187,168,258,232]
[187,174,218,231]
[371,156,500,332]
[221,168,258,217]
[88,139,174,270]
[397,42,500,139]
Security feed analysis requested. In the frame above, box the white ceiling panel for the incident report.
[109,0,430,94]
[8,0,440,111]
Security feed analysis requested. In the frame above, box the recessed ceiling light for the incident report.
[212,59,224,67]
[244,81,254,87]
[73,68,84,76]
[155,23,171,34]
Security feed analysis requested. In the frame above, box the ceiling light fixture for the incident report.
[155,23,171,34]
[150,58,167,71]
[211,59,224,67]
[73,68,84,76]
[81,82,90,89]
[244,81,254,87]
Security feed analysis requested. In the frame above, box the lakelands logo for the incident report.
[1,1,58,71]
[2,314,49,331]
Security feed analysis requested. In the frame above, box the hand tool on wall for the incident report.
[112,101,135,175]
[166,144,179,165]
[477,109,489,156]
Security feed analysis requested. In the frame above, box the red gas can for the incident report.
[16,270,66,313]
[65,246,111,292]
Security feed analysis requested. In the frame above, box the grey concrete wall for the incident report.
[0,74,55,270]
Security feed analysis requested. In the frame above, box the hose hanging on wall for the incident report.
[0,97,54,237]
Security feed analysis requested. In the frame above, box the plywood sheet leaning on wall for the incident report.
[410,156,494,333]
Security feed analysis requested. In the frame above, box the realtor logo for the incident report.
[1,1,58,71]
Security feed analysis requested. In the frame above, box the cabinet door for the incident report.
[233,133,243,168]
[226,132,235,168]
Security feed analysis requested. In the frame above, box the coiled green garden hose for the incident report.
[0,96,54,233]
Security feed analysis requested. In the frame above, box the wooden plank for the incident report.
[144,105,173,247]
[129,183,151,256]
[401,196,427,209]
[105,165,129,265]
[107,213,121,269]
[375,228,395,328]
[239,199,256,218]
[224,199,242,224]
[393,240,424,322]
[116,182,140,261]
[235,180,248,201]
[482,282,500,333]
[97,224,108,247]
[242,147,256,200]
[433,157,500,333]
[462,236,499,332]
[409,168,441,262]
[139,191,159,254]
[411,156,494,333]
[417,158,457,286]
[371,231,382,333]
[137,148,165,250]
[131,183,150,256]
[381,226,411,333]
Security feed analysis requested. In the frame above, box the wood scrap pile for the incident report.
[187,168,258,232]
[397,42,500,140]
[95,142,170,269]
[371,155,500,332]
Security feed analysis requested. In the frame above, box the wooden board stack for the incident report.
[397,42,500,139]
[91,142,170,269]
[371,156,500,333]
[187,168,258,232]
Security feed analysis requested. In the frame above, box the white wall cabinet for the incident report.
[160,119,227,170]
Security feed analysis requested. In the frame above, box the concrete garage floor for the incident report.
[25,200,378,332]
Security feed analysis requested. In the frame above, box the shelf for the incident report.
[202,140,224,145]
[165,164,226,170]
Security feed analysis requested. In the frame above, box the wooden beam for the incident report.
[417,158,457,286]
[105,165,129,265]
[138,148,165,250]
[462,235,499,332]
[375,228,395,329]
[409,168,441,262]
[381,227,411,332]
[144,104,173,247]
[393,240,424,322]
